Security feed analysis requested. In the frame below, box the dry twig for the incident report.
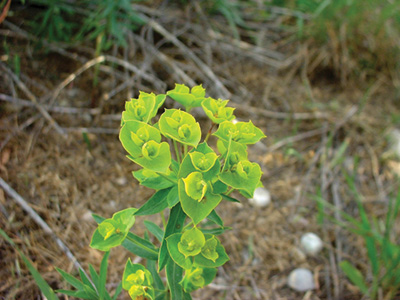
[0,177,85,274]
[0,62,67,137]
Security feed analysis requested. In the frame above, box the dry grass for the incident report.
[1,2,400,299]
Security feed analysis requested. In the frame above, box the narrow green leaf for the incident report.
[207,210,223,227]
[166,260,186,300]
[89,264,99,290]
[167,185,180,208]
[92,213,104,224]
[201,226,232,235]
[99,251,110,300]
[159,203,187,272]
[135,188,171,216]
[79,268,96,293]
[144,220,164,242]
[147,259,165,291]
[221,193,240,203]
[122,232,159,260]
[339,261,369,294]
[56,267,86,291]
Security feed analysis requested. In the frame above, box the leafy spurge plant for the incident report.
[84,83,265,299]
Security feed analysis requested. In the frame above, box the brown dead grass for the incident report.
[1,3,400,300]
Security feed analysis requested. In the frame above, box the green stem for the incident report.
[184,144,188,156]
[173,140,181,163]
[125,235,159,257]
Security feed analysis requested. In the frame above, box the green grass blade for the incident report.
[339,260,369,295]
[0,229,58,300]
[112,282,123,300]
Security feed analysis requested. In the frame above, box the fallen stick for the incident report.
[0,62,67,137]
[0,93,100,115]
[0,177,86,275]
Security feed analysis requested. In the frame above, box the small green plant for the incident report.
[56,251,123,299]
[70,83,265,299]
[315,170,400,300]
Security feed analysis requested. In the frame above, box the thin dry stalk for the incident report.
[141,16,230,98]
[0,62,67,137]
[0,177,85,274]
[0,93,100,115]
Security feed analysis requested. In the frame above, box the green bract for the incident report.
[132,169,175,190]
[120,120,171,173]
[122,260,154,300]
[178,227,205,258]
[189,151,218,172]
[166,83,205,112]
[214,120,266,144]
[90,208,137,251]
[201,97,235,124]
[200,236,218,262]
[195,234,229,268]
[159,109,201,147]
[183,172,207,202]
[122,91,166,124]
[180,267,217,293]
[219,159,262,197]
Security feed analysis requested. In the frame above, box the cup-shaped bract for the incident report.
[214,120,266,145]
[166,233,193,270]
[194,234,230,268]
[120,121,171,173]
[122,260,154,300]
[183,172,208,202]
[179,143,220,181]
[178,227,206,258]
[201,97,235,124]
[166,83,206,112]
[200,236,219,262]
[179,266,217,293]
[179,178,222,225]
[122,92,166,124]
[159,109,201,147]
[219,159,262,197]
[178,144,222,225]
[90,208,137,251]
[189,151,218,173]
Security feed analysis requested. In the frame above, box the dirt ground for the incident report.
[1,3,400,300]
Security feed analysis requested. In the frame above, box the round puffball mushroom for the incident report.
[287,268,315,292]
[300,232,323,256]
[249,187,271,207]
